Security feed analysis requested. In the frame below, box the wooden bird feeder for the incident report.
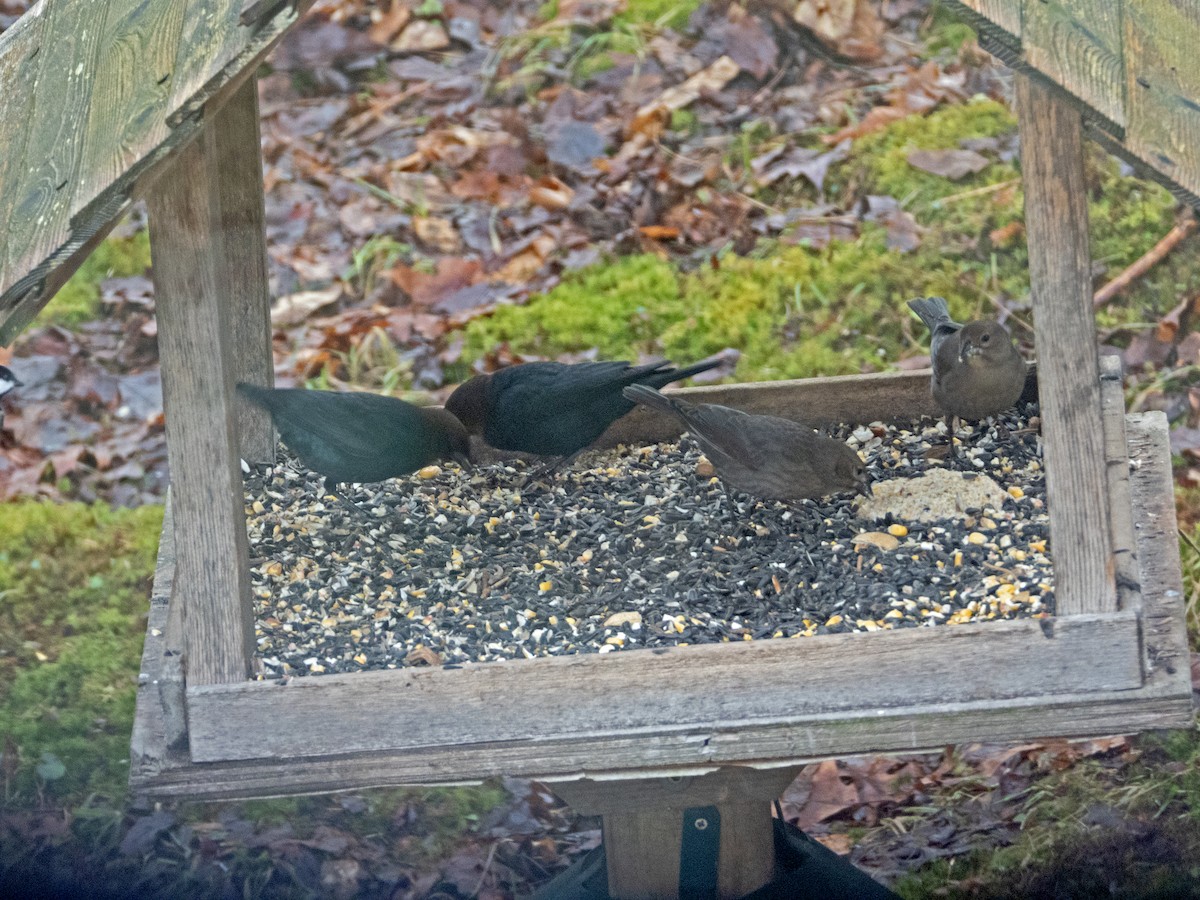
[0,2,1194,897]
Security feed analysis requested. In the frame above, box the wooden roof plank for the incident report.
[2,0,109,295]
[0,7,48,291]
[167,0,248,123]
[1124,0,1200,201]
[71,0,189,219]
[1023,0,1126,133]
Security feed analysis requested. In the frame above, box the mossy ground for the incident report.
[34,228,152,329]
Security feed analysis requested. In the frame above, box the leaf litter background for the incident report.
[1,0,1199,897]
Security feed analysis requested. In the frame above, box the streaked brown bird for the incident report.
[237,384,470,500]
[445,357,723,464]
[622,384,871,502]
[908,296,1026,449]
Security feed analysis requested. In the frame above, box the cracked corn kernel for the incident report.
[539,580,553,592]
[825,614,843,627]
[966,532,986,545]
[887,523,908,537]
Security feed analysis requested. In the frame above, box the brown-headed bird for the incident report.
[908,296,1026,450]
[622,384,871,502]
[237,384,470,500]
[444,358,722,464]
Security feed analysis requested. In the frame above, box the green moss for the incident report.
[461,254,684,362]
[615,0,701,30]
[0,500,163,803]
[37,229,152,329]
[922,1,978,56]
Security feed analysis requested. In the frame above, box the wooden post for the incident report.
[1015,74,1118,616]
[553,767,799,899]
[211,76,275,463]
[147,107,255,686]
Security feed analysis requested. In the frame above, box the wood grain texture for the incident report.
[954,0,1021,37]
[0,8,47,291]
[167,0,246,121]
[1098,355,1139,611]
[128,409,1192,801]
[0,0,314,341]
[1023,0,1125,130]
[147,125,255,686]
[595,369,942,450]
[1124,0,1200,202]
[210,77,275,462]
[184,611,1144,764]
[553,766,796,896]
[129,497,188,787]
[1,0,105,294]
[72,0,188,218]
[1125,412,1190,682]
[1016,73,1116,616]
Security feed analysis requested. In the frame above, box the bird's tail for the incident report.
[622,384,689,421]
[660,355,724,384]
[907,296,953,333]
[236,381,274,410]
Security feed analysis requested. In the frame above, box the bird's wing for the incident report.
[272,391,427,463]
[678,404,772,471]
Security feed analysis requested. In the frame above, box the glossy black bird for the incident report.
[908,296,1026,451]
[237,384,470,498]
[622,384,871,502]
[444,358,723,462]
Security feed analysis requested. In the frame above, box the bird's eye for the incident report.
[980,333,991,344]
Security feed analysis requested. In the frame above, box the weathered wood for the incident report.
[211,76,275,462]
[1124,1,1200,204]
[72,0,189,218]
[1098,355,1139,611]
[147,123,255,686]
[167,0,247,122]
[129,496,188,787]
[0,8,46,288]
[129,411,1192,800]
[1015,73,1117,616]
[2,0,106,291]
[1023,0,1125,131]
[184,610,1144,764]
[1125,412,1190,681]
[595,369,941,451]
[555,768,797,900]
[0,1,314,341]
[954,0,1022,38]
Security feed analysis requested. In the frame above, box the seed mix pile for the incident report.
[243,404,1050,679]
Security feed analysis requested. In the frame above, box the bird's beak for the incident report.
[859,480,873,498]
[9,375,21,388]
[454,452,473,471]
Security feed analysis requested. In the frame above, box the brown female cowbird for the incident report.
[908,297,1026,445]
[444,358,722,461]
[622,384,871,502]
[237,384,470,496]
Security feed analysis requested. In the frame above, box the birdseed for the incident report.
[243,404,1051,678]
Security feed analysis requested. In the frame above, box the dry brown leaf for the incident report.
[793,0,884,61]
[638,225,680,240]
[390,258,483,307]
[907,148,990,180]
[393,19,450,52]
[413,216,463,253]
[628,55,741,138]
[529,175,575,210]
[271,287,343,327]
[367,2,411,44]
[405,646,443,667]
[494,234,556,283]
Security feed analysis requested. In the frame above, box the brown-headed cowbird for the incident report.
[908,296,1026,448]
[622,384,871,502]
[237,384,470,498]
[444,358,722,462]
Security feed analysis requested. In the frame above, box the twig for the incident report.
[929,178,1019,208]
[1093,214,1198,309]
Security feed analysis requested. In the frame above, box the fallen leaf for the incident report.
[793,0,884,61]
[413,215,463,253]
[906,148,990,180]
[393,19,450,53]
[271,287,343,327]
[529,176,575,210]
[628,55,741,139]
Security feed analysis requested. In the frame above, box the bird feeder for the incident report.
[0,2,1193,897]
